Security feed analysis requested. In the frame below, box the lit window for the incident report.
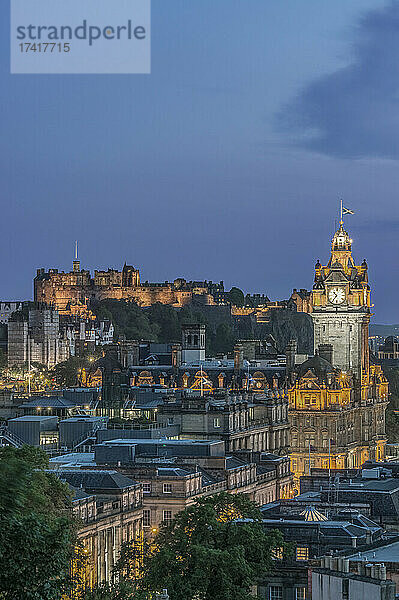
[163,510,172,526]
[163,483,172,494]
[143,510,151,527]
[296,587,306,600]
[269,586,283,600]
[143,483,151,494]
[296,546,309,560]
[272,547,283,559]
[213,417,221,428]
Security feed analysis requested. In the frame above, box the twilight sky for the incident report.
[1,0,399,322]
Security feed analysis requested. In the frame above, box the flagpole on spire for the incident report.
[340,199,343,225]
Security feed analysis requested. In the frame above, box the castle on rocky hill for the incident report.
[34,256,225,314]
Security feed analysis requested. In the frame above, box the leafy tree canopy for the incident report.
[228,287,245,308]
[138,492,283,600]
[0,446,76,600]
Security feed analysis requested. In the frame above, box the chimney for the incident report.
[234,344,244,373]
[285,340,297,375]
[319,344,333,365]
[172,344,182,370]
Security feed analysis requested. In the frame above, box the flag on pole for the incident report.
[342,206,354,215]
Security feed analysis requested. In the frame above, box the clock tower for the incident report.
[312,221,370,383]
[288,215,388,483]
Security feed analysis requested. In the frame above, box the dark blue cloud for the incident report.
[278,2,399,159]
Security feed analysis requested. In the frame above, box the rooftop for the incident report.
[57,469,138,491]
[346,540,399,563]
[9,415,57,422]
[19,397,77,409]
[100,438,221,446]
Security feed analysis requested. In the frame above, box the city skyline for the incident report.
[1,0,399,321]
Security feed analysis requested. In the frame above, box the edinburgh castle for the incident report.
[34,257,225,314]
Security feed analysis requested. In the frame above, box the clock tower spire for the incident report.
[312,218,370,382]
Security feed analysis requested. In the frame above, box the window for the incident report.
[213,417,221,428]
[296,587,306,600]
[143,510,151,527]
[163,483,172,494]
[163,510,172,526]
[272,547,283,559]
[296,546,309,561]
[269,586,283,600]
[167,417,174,425]
[143,483,151,494]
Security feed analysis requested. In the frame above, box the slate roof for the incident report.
[19,397,76,409]
[296,355,334,379]
[346,540,399,563]
[157,467,194,477]
[226,456,247,470]
[57,469,138,491]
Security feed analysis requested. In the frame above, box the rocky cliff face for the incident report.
[267,309,313,354]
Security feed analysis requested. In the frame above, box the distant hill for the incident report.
[370,324,399,337]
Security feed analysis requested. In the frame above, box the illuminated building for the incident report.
[66,470,143,589]
[34,255,224,314]
[288,219,388,482]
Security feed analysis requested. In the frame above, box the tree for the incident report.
[213,323,235,354]
[146,303,181,342]
[81,581,141,600]
[0,446,76,600]
[138,492,283,600]
[228,287,245,308]
[92,299,158,341]
[52,356,89,387]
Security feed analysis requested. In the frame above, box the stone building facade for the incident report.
[34,259,224,314]
[156,391,290,455]
[8,306,70,367]
[288,220,388,484]
[67,470,143,589]
[93,439,292,534]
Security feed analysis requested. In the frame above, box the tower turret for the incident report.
[73,240,80,273]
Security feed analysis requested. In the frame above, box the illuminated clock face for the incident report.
[328,287,346,305]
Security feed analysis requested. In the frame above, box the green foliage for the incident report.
[81,581,142,600]
[145,303,181,342]
[93,299,158,341]
[212,323,235,354]
[91,298,314,358]
[228,287,245,308]
[51,349,101,387]
[0,446,76,600]
[92,300,209,346]
[52,356,88,387]
[138,492,283,600]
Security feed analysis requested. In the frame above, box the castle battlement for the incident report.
[34,261,225,314]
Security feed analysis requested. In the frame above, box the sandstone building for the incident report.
[34,257,224,313]
[67,470,143,589]
[288,220,388,483]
